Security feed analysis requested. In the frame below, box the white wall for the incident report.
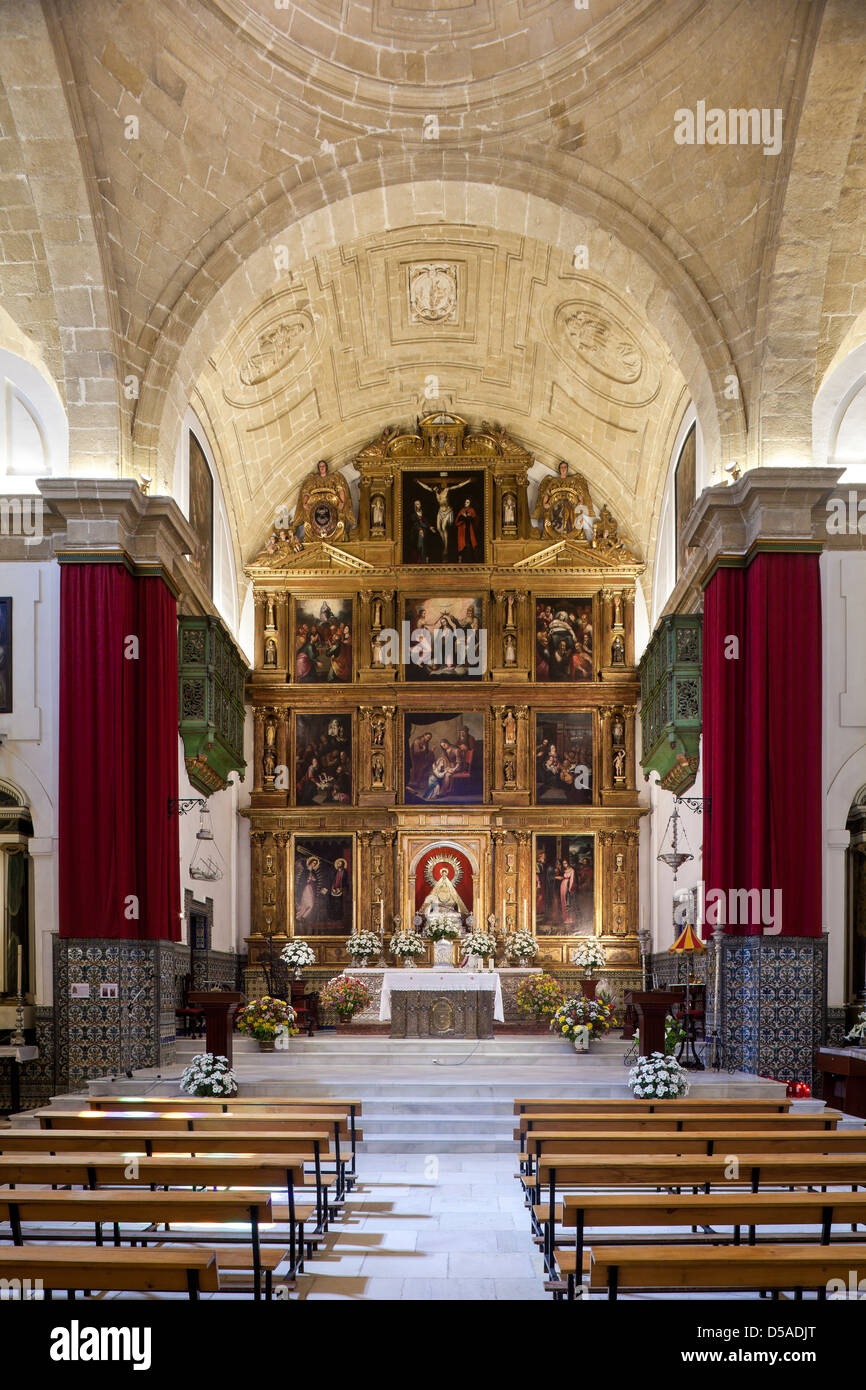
[0,559,59,1004]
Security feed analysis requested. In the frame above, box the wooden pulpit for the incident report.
[187,991,243,1065]
[626,990,681,1057]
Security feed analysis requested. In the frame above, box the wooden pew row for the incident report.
[0,1190,277,1299]
[515,1111,842,1141]
[0,1130,339,1228]
[588,1243,866,1300]
[36,1111,359,1200]
[556,1191,866,1299]
[0,1245,220,1300]
[531,1153,866,1272]
[514,1098,792,1116]
[0,1155,309,1274]
[520,1128,866,1178]
[80,1097,363,1182]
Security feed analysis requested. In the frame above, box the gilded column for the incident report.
[250,830,266,937]
[253,707,267,792]
[273,830,289,938]
[514,829,533,936]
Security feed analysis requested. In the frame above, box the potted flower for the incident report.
[180,1053,238,1098]
[423,917,460,967]
[516,972,564,1028]
[550,993,615,1048]
[280,939,316,979]
[571,938,606,997]
[664,1012,685,1057]
[345,931,384,967]
[845,1006,866,1045]
[463,929,498,971]
[319,974,372,1024]
[629,1051,689,1099]
[504,930,539,968]
[237,996,296,1052]
[389,931,427,966]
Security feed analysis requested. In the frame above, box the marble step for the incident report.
[357,1136,514,1153]
[359,1115,514,1134]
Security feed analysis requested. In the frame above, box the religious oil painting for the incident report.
[401,468,485,565]
[534,598,594,682]
[293,597,354,683]
[535,711,593,805]
[292,835,353,934]
[0,598,10,713]
[534,833,595,936]
[188,432,214,596]
[295,713,352,806]
[404,710,484,805]
[402,595,486,681]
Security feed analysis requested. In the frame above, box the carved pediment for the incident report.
[246,540,373,577]
[513,537,642,572]
[354,412,533,467]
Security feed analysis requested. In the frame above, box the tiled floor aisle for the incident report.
[296,1154,547,1300]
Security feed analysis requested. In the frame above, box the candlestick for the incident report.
[16,944,22,995]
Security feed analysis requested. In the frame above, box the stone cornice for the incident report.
[35,479,217,615]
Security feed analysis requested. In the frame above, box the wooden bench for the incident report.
[83,1096,363,1181]
[532,1152,866,1271]
[556,1190,866,1299]
[37,1110,360,1197]
[588,1242,866,1299]
[520,1128,866,1178]
[0,1189,276,1298]
[514,1097,792,1115]
[0,1154,310,1274]
[0,1244,220,1299]
[515,1111,842,1141]
[0,1130,339,1224]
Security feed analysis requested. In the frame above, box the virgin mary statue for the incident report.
[419,862,469,926]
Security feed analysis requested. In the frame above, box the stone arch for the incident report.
[130,147,747,499]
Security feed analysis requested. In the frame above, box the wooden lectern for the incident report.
[626,991,681,1057]
[187,992,243,1065]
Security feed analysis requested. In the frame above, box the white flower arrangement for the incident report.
[389,931,427,959]
[571,938,607,972]
[628,1051,689,1099]
[463,930,498,958]
[345,931,383,961]
[846,1007,866,1044]
[504,930,539,962]
[280,939,316,969]
[180,1053,238,1098]
[424,918,461,941]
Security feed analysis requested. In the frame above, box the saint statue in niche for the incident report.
[502,491,517,530]
[264,637,278,667]
[371,753,385,787]
[612,591,624,628]
[265,596,276,630]
[613,748,626,782]
[503,709,517,746]
[371,493,386,533]
[370,713,386,746]
[504,632,517,665]
[612,713,625,746]
[611,634,625,664]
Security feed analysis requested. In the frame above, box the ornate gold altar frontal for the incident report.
[243,412,645,976]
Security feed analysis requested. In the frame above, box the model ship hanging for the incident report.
[246,412,643,578]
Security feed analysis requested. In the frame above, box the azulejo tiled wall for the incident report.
[720,934,827,1086]
[53,938,245,1094]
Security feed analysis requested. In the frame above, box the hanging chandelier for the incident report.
[189,803,224,882]
[656,802,694,881]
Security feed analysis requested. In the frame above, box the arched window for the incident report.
[0,349,67,483]
[0,782,32,998]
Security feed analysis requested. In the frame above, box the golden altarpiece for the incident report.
[243,413,645,1001]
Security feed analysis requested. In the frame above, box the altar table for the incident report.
[345,967,537,1028]
[379,970,504,1024]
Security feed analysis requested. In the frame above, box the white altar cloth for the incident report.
[378,969,505,1023]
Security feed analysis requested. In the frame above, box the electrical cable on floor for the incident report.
[431,1039,484,1065]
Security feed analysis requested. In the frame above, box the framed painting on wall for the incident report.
[402,595,486,681]
[294,712,353,805]
[291,834,353,935]
[534,597,594,681]
[293,597,354,683]
[188,432,214,596]
[404,710,484,805]
[401,469,485,565]
[0,597,10,713]
[534,833,595,936]
[535,711,593,805]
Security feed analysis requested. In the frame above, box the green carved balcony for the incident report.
[639,614,702,795]
[178,616,248,795]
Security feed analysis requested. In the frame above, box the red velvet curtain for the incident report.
[59,564,181,940]
[702,552,821,938]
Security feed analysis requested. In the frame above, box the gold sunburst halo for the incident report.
[424,851,464,887]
